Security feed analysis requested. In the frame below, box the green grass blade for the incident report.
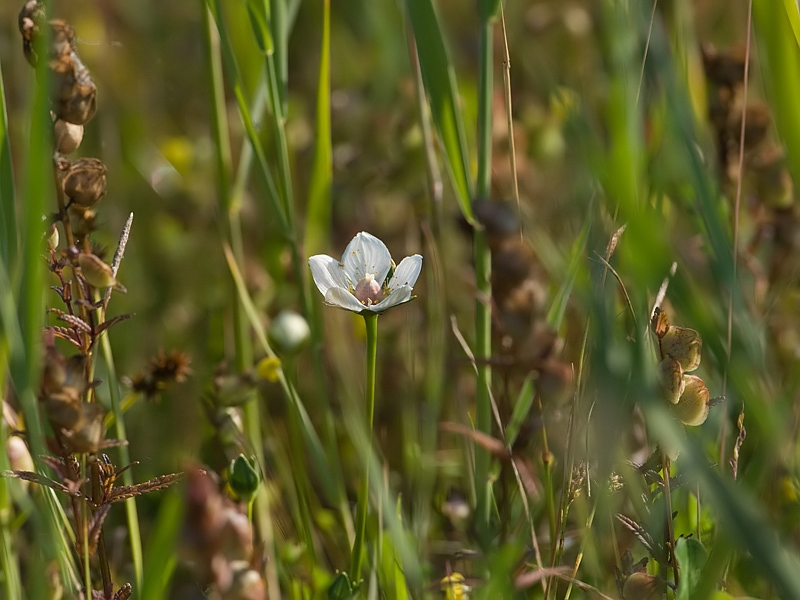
[206,0,290,236]
[782,0,800,48]
[139,490,182,600]
[0,61,17,269]
[754,2,800,192]
[406,0,473,221]
[304,0,332,257]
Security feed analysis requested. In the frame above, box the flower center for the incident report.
[354,274,383,305]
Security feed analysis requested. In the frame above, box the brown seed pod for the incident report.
[62,158,107,208]
[60,402,106,453]
[50,51,97,125]
[18,1,45,66]
[68,206,97,238]
[672,374,710,427]
[622,572,662,600]
[42,387,83,430]
[54,119,84,154]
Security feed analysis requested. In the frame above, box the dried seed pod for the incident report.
[672,375,710,427]
[68,206,97,238]
[18,1,45,65]
[54,119,84,154]
[659,326,702,372]
[62,158,107,208]
[50,51,97,125]
[77,252,125,292]
[42,387,83,430]
[656,357,685,404]
[622,572,661,600]
[60,402,105,453]
[227,563,266,600]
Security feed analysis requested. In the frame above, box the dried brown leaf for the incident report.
[107,472,184,504]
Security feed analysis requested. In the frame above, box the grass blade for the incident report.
[406,0,473,221]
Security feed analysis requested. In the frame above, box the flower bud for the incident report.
[660,326,702,372]
[267,310,310,356]
[54,119,84,154]
[228,454,260,503]
[672,375,710,427]
[77,252,126,292]
[656,357,684,404]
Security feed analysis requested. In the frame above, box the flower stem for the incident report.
[350,311,379,582]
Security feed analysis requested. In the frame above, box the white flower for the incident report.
[308,232,423,313]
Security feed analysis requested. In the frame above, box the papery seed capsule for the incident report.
[77,252,125,292]
[51,52,97,125]
[54,119,84,154]
[42,388,83,430]
[660,326,702,372]
[61,402,105,453]
[68,206,97,238]
[62,158,106,208]
[656,357,685,404]
[227,564,266,600]
[672,375,710,427]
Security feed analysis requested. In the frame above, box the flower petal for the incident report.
[369,286,413,312]
[387,255,422,291]
[324,287,368,313]
[309,255,349,296]
[342,232,392,285]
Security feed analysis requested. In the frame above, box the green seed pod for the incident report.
[228,454,260,503]
[672,375,710,427]
[656,357,684,404]
[268,310,311,356]
[77,252,125,292]
[660,326,702,372]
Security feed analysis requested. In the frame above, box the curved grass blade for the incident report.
[0,61,16,268]
[406,0,473,222]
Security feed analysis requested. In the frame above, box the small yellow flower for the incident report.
[440,573,471,600]
[256,356,281,382]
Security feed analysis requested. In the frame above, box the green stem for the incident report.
[350,312,379,581]
[474,15,494,544]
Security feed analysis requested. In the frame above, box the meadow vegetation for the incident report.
[2,1,800,599]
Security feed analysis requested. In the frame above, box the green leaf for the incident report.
[675,537,708,600]
[406,0,473,222]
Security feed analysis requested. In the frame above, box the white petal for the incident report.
[309,255,349,296]
[324,287,367,313]
[371,286,413,312]
[342,232,392,286]
[387,255,422,291]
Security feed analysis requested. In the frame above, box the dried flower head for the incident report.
[129,350,192,401]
